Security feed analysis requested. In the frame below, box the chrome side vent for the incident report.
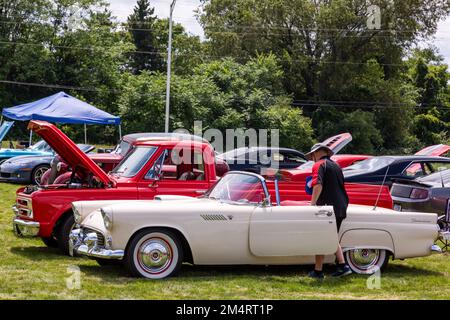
[200,214,228,221]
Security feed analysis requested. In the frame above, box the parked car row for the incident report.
[6,120,450,279]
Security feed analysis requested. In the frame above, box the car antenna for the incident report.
[373,165,390,211]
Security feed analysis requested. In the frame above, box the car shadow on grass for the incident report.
[10,246,66,261]
[74,262,443,285]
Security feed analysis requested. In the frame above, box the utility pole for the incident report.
[165,0,177,133]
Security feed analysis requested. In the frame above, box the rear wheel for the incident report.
[55,214,76,256]
[124,229,183,279]
[31,164,50,185]
[345,249,389,275]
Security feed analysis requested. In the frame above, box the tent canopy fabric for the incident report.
[2,91,120,125]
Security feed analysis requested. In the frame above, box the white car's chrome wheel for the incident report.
[127,230,183,279]
[345,249,388,275]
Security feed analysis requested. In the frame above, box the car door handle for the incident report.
[315,210,333,217]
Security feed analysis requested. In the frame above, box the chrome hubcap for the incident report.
[349,249,380,270]
[138,238,172,274]
[35,167,48,185]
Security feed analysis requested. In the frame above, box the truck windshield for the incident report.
[112,146,157,178]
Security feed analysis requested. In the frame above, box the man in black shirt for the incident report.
[306,143,352,279]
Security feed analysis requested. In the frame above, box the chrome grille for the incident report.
[83,227,105,247]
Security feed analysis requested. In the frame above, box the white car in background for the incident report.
[69,172,447,279]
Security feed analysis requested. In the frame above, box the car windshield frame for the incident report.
[344,157,395,172]
[204,172,270,206]
[29,140,52,152]
[111,146,158,178]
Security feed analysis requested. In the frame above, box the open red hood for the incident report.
[415,144,450,157]
[321,133,353,154]
[28,121,113,186]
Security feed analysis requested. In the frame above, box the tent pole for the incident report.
[84,124,87,144]
[119,124,122,140]
[29,130,32,147]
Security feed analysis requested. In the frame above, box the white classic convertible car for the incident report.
[69,172,447,279]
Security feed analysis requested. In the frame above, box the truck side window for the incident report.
[145,149,206,181]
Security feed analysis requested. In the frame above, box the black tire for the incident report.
[31,164,50,185]
[41,236,58,248]
[124,228,183,279]
[55,214,76,256]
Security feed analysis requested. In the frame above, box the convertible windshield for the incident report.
[206,173,267,205]
[344,157,395,172]
[112,146,157,178]
[29,140,52,152]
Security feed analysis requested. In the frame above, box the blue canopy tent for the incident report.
[1,91,121,144]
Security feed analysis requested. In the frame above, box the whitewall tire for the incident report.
[345,249,389,275]
[125,229,183,279]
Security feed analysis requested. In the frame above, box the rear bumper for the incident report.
[13,217,40,237]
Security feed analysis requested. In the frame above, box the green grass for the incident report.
[0,183,449,300]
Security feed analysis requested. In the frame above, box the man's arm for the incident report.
[311,184,323,206]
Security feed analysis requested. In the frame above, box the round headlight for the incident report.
[101,208,113,230]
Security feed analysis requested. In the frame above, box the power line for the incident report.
[0,79,448,110]
[0,40,411,66]
[2,18,450,35]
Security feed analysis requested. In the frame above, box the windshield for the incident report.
[417,168,450,184]
[297,161,314,170]
[344,157,395,172]
[111,146,157,178]
[29,140,52,152]
[220,148,249,160]
[114,140,131,156]
[205,173,267,205]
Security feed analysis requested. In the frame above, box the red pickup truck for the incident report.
[42,132,229,184]
[13,121,393,255]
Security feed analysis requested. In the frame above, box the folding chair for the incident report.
[437,200,450,252]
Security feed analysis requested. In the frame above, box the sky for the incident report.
[108,0,450,65]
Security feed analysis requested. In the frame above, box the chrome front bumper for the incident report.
[13,215,40,237]
[69,228,124,260]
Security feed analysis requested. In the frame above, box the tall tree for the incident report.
[127,0,163,73]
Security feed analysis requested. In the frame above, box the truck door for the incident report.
[249,205,339,256]
[138,147,210,199]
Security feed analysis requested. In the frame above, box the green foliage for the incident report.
[127,0,163,73]
[118,55,315,150]
[314,107,383,154]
